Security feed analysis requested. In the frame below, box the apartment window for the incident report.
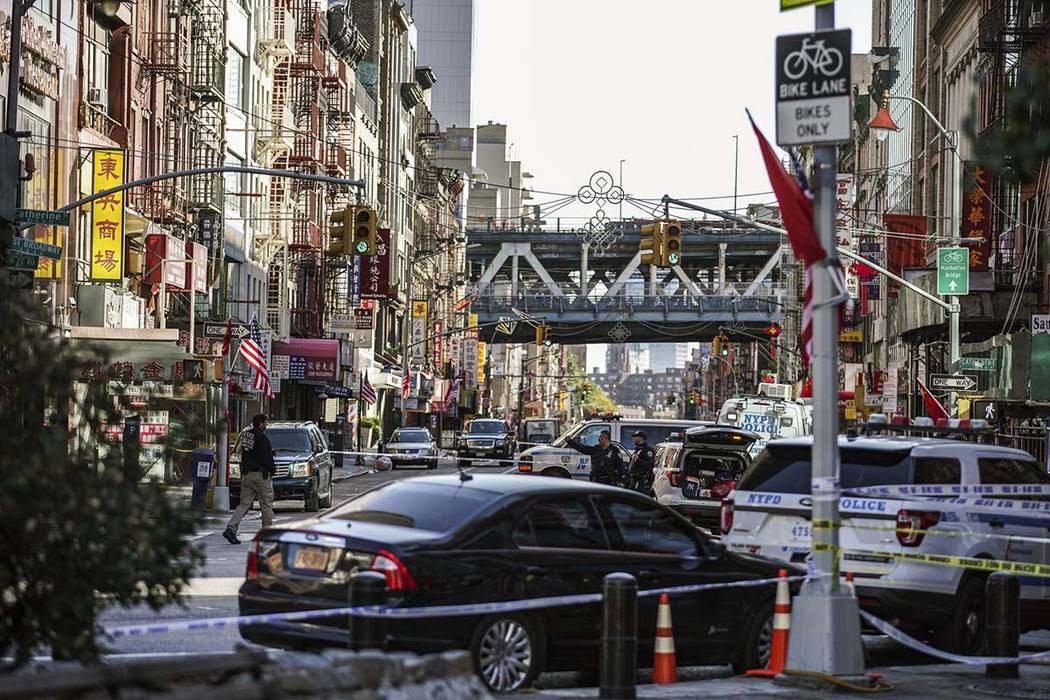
[18,111,51,211]
[225,153,246,217]
[84,18,111,112]
[226,48,246,110]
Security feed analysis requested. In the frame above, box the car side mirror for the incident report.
[702,538,723,562]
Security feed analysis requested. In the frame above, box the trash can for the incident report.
[190,448,216,509]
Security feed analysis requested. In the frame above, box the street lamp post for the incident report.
[867,90,962,415]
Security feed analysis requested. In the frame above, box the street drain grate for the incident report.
[964,682,1050,698]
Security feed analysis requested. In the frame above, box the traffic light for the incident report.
[327,204,353,254]
[640,222,662,265]
[719,334,730,357]
[664,220,682,266]
[711,335,721,357]
[352,204,377,255]
[690,390,700,404]
[665,394,675,406]
[535,324,552,347]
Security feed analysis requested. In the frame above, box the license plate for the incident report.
[293,546,329,570]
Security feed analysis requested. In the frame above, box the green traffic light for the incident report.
[667,252,680,265]
[355,240,369,254]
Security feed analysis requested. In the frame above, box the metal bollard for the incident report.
[349,570,388,651]
[985,572,1020,679]
[600,572,638,700]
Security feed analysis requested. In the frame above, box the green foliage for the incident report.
[565,354,618,414]
[359,415,382,445]
[0,298,203,668]
[964,63,1050,185]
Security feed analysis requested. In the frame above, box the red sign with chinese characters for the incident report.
[961,162,993,271]
[358,228,390,299]
[187,241,208,293]
[144,233,187,288]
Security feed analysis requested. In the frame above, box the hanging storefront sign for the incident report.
[961,162,993,271]
[463,314,479,390]
[188,241,208,293]
[410,299,428,365]
[144,233,187,288]
[431,320,444,370]
[90,149,125,281]
[359,228,390,299]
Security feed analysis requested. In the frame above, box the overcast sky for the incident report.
[470,0,873,371]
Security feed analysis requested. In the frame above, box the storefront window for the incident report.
[18,110,51,211]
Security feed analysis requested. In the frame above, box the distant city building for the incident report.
[648,343,691,372]
[412,0,475,128]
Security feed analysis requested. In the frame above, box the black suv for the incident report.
[230,421,335,512]
[457,418,516,465]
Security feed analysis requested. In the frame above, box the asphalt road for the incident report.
[85,462,1050,679]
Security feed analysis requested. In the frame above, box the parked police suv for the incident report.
[723,416,1050,654]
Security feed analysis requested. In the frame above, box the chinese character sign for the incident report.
[961,162,993,271]
[359,228,390,299]
[411,299,428,365]
[431,320,444,370]
[90,149,125,281]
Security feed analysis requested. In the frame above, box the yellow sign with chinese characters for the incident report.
[90,149,125,281]
[411,299,428,318]
[478,341,486,383]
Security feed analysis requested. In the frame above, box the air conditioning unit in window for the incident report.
[87,87,108,108]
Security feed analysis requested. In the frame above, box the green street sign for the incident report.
[960,357,997,372]
[3,252,39,271]
[15,208,70,227]
[937,247,969,295]
[8,237,62,260]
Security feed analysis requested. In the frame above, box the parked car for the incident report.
[382,427,439,469]
[230,421,334,512]
[724,431,1050,653]
[716,385,811,459]
[517,414,709,479]
[238,474,798,691]
[651,426,760,531]
[457,418,516,465]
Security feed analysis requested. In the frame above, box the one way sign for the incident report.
[929,373,978,392]
[202,321,250,339]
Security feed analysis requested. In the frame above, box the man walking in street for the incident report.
[625,430,656,494]
[565,429,623,486]
[223,413,275,545]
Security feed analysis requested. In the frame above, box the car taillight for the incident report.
[712,480,737,499]
[666,469,682,487]
[517,455,533,473]
[246,548,259,581]
[720,498,735,535]
[896,509,940,547]
[371,549,418,590]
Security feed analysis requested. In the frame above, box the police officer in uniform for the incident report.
[566,429,623,486]
[625,430,656,494]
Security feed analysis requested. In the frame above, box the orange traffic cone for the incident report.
[652,592,677,684]
[746,569,791,677]
[845,571,856,596]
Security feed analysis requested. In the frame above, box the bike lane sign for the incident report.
[937,246,969,295]
[775,29,852,147]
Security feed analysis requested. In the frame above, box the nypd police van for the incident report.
[723,429,1050,654]
[715,383,811,459]
[516,414,708,479]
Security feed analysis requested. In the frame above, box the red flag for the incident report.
[748,111,825,265]
[799,376,813,398]
[917,379,949,422]
[749,112,827,366]
[220,317,233,357]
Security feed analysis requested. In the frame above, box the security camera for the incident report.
[68,297,77,308]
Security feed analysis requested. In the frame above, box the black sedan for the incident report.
[238,475,796,692]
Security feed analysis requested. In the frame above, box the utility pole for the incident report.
[784,1,866,678]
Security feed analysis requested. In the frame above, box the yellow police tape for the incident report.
[811,518,1050,546]
[809,541,1050,578]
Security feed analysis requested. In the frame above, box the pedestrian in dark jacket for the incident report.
[626,430,656,494]
[224,414,275,544]
[566,429,623,485]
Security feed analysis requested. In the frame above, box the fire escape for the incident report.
[977,0,1049,273]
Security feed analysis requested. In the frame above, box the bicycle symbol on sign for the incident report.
[942,249,966,264]
[784,37,844,80]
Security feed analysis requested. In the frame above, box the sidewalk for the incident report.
[523,663,1050,699]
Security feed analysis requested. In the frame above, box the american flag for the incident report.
[444,378,460,406]
[239,314,275,399]
[749,112,825,367]
[361,373,377,405]
[402,368,411,400]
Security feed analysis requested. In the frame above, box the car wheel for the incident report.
[428,458,438,470]
[458,458,470,468]
[934,576,986,654]
[540,468,571,479]
[319,487,332,509]
[732,600,773,674]
[304,481,320,512]
[470,614,544,692]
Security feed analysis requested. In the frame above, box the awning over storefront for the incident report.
[272,338,340,381]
